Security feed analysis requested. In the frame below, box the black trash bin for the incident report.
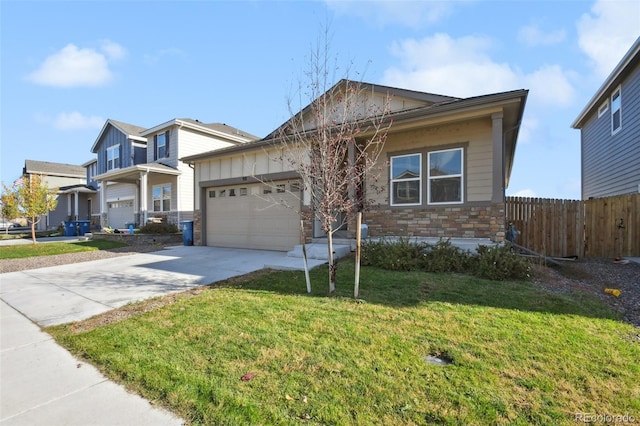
[63,221,76,237]
[180,221,194,246]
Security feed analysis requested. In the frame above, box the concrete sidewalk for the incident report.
[1,245,327,425]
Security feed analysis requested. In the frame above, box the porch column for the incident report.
[491,112,504,204]
[67,194,72,219]
[74,191,79,221]
[100,181,107,227]
[140,171,148,225]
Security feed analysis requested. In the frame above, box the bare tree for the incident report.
[267,37,392,294]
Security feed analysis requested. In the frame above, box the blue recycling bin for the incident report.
[63,221,76,236]
[76,220,91,236]
[180,221,194,246]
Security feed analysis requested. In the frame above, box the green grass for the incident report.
[48,261,640,425]
[0,239,127,259]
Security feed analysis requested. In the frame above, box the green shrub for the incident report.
[362,238,532,281]
[138,222,179,234]
[361,238,428,271]
[472,244,532,281]
[420,239,471,273]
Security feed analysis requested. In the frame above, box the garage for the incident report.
[205,182,301,251]
[107,200,134,228]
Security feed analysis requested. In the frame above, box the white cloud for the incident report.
[325,0,454,28]
[383,33,519,98]
[52,112,104,130]
[27,40,126,88]
[510,188,537,198]
[383,34,577,108]
[100,39,126,61]
[518,23,566,46]
[524,65,576,106]
[577,0,640,77]
[143,48,186,65]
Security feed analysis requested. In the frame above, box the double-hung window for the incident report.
[153,184,171,212]
[611,86,621,134]
[390,153,421,206]
[155,131,169,160]
[106,145,120,171]
[428,148,463,204]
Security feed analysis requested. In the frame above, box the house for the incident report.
[22,159,95,230]
[90,118,258,229]
[182,81,528,251]
[572,36,640,200]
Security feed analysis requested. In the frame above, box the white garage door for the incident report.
[205,182,301,251]
[107,200,134,229]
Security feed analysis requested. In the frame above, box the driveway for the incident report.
[1,245,325,326]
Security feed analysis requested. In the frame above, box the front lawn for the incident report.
[48,261,640,425]
[0,239,127,259]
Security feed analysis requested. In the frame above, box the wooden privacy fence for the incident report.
[506,194,640,258]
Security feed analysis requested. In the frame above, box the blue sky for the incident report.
[1,0,638,200]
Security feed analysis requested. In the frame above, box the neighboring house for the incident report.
[22,159,95,230]
[91,118,258,229]
[572,36,640,200]
[182,80,528,251]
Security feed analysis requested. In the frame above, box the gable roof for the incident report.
[263,79,459,140]
[23,160,86,178]
[572,36,640,129]
[91,119,147,153]
[140,118,259,144]
[182,85,528,187]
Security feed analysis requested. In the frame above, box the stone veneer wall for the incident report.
[194,210,202,246]
[353,203,506,242]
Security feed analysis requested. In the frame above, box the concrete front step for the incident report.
[287,243,352,260]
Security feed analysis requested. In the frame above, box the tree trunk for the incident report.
[354,212,362,298]
[327,230,336,293]
[300,220,312,293]
[30,221,37,244]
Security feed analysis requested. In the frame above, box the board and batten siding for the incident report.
[582,63,640,199]
[193,146,293,209]
[96,125,134,173]
[367,117,495,205]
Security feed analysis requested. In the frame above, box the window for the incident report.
[229,189,236,197]
[390,154,421,205]
[598,100,608,118]
[239,187,248,196]
[155,132,169,159]
[611,86,621,134]
[152,184,171,212]
[208,190,216,198]
[107,145,120,171]
[428,148,463,204]
[276,184,286,193]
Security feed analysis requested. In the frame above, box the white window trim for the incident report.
[390,153,422,206]
[598,100,608,118]
[611,85,622,135]
[152,183,171,212]
[106,145,120,171]
[427,148,464,206]
[156,133,166,159]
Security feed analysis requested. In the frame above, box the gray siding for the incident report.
[582,63,640,199]
[95,125,136,174]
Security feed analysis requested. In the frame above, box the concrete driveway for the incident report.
[1,245,325,327]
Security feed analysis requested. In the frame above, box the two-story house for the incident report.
[91,118,258,229]
[22,159,96,230]
[572,36,640,199]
